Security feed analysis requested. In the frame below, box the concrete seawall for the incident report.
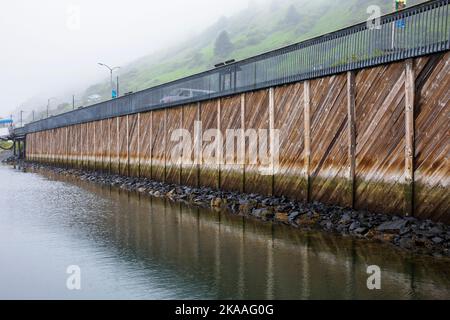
[25,52,450,223]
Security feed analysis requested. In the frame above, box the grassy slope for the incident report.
[79,0,425,105]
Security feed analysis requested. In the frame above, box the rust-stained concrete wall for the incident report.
[26,52,450,223]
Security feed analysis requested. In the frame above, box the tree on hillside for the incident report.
[282,4,301,27]
[214,30,234,58]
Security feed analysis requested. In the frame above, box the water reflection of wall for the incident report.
[35,170,450,299]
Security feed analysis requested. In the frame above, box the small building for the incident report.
[0,118,13,128]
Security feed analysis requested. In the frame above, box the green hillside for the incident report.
[59,0,427,113]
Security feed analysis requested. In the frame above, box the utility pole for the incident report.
[73,95,75,110]
[32,110,35,121]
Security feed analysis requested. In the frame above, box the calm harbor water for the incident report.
[0,164,449,299]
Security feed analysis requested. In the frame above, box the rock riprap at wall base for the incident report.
[5,157,450,258]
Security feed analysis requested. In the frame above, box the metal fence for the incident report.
[15,0,450,136]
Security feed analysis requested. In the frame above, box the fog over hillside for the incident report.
[2,0,426,123]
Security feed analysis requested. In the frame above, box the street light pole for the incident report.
[47,97,56,118]
[98,63,120,99]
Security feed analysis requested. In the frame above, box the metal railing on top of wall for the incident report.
[15,0,450,136]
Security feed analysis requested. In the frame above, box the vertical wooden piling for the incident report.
[137,113,141,178]
[100,120,104,172]
[404,59,415,216]
[164,109,167,182]
[179,107,183,184]
[196,102,201,187]
[149,111,155,179]
[347,71,356,208]
[303,80,311,202]
[217,99,222,190]
[108,119,112,174]
[241,93,246,193]
[269,87,275,196]
[116,117,120,174]
[79,124,83,168]
[126,115,130,177]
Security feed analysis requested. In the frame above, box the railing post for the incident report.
[93,122,96,171]
[23,138,26,159]
[65,127,68,168]
[100,120,103,172]
[179,108,183,185]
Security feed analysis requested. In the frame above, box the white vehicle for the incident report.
[87,94,102,103]
[160,88,214,104]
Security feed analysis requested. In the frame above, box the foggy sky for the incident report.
[0,0,254,119]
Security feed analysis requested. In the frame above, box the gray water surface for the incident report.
[0,165,449,299]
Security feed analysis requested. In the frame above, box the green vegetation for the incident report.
[215,31,234,59]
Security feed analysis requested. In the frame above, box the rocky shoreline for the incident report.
[4,156,450,258]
